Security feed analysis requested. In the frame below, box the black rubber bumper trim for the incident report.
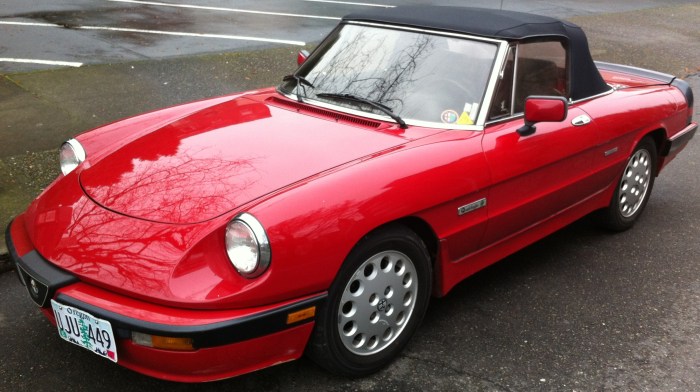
[5,219,22,283]
[5,220,78,307]
[671,78,694,111]
[664,123,698,156]
[55,292,327,349]
[7,218,327,348]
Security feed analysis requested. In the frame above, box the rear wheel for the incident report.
[307,225,432,376]
[597,137,657,231]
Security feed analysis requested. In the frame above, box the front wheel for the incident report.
[597,136,657,231]
[307,225,432,376]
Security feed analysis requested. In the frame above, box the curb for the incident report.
[0,252,13,274]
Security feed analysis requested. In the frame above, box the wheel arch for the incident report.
[306,214,437,376]
[351,216,440,296]
[643,128,666,175]
[391,217,439,265]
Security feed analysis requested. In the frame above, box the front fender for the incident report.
[245,130,490,302]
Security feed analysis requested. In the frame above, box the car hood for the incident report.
[79,95,413,224]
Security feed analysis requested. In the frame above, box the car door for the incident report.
[481,107,601,245]
[479,40,603,247]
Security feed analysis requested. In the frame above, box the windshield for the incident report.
[279,23,499,126]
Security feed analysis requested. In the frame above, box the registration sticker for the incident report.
[51,300,118,362]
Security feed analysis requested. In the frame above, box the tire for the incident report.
[597,136,657,231]
[307,224,432,377]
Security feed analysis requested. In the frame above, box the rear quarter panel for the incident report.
[578,85,680,182]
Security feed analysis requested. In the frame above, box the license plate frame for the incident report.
[50,299,118,363]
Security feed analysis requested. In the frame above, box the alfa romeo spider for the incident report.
[6,6,696,382]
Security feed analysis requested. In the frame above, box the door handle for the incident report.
[572,114,591,126]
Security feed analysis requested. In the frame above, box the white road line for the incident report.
[107,0,341,20]
[0,21,60,27]
[0,58,83,67]
[0,21,306,46]
[302,0,395,7]
[79,26,306,45]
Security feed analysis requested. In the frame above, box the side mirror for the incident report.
[517,96,568,136]
[297,50,310,66]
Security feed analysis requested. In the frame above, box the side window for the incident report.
[513,40,569,113]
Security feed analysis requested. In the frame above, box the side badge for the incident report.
[604,147,619,157]
[458,198,487,216]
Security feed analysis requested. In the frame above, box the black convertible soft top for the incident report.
[343,6,610,101]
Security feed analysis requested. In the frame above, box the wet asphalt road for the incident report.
[1,1,700,391]
[0,0,695,73]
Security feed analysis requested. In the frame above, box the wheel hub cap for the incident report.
[337,250,418,356]
[619,149,651,217]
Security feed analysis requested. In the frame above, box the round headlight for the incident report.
[60,139,86,175]
[225,213,271,278]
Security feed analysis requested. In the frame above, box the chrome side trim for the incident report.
[477,41,510,126]
[570,88,615,105]
[511,44,519,117]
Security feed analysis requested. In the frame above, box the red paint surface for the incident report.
[524,97,567,123]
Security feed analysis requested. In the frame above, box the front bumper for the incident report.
[6,217,326,382]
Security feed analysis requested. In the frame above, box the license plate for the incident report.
[51,300,118,362]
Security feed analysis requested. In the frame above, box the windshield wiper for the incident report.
[316,93,407,128]
[282,74,314,103]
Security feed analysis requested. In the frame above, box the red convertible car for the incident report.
[6,6,696,382]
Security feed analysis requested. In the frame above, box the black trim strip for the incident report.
[665,123,698,155]
[671,78,695,118]
[6,221,79,307]
[55,293,327,349]
[5,219,23,283]
[595,61,675,84]
[7,218,327,348]
[14,251,78,307]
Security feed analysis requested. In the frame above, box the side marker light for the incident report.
[286,306,316,325]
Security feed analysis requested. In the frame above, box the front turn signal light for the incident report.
[132,332,194,351]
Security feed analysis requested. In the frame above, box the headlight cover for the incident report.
[59,139,86,175]
[225,213,271,278]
